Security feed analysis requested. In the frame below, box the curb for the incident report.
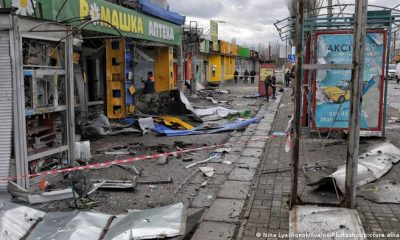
[190,93,285,240]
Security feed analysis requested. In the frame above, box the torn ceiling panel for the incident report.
[289,205,366,240]
[0,201,45,240]
[104,202,186,240]
[305,142,400,193]
[26,211,111,240]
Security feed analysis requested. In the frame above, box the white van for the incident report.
[396,63,400,83]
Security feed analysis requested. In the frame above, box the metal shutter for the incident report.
[0,32,12,190]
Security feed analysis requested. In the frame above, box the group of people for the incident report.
[234,69,257,84]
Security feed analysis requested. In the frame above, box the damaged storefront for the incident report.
[0,14,76,190]
[0,0,184,191]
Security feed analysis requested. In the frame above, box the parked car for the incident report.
[322,86,350,103]
[396,63,400,83]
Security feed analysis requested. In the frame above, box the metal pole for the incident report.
[290,0,304,209]
[344,0,368,209]
[66,27,75,167]
[327,0,333,28]
[177,44,184,90]
[11,16,29,188]
[382,23,392,139]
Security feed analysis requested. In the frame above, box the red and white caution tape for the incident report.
[1,134,286,181]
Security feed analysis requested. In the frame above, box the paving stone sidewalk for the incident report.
[189,92,283,240]
[236,90,400,240]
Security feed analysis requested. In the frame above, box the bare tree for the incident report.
[286,0,323,18]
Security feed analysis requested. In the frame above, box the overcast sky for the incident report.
[168,0,400,48]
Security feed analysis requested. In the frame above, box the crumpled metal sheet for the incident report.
[359,180,400,203]
[104,202,186,240]
[331,153,394,193]
[0,201,45,240]
[362,142,400,163]
[27,211,111,240]
[306,142,400,193]
[289,205,366,240]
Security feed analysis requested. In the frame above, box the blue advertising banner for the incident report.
[288,54,295,63]
[313,31,386,130]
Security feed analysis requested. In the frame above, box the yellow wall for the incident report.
[223,56,235,80]
[208,54,236,82]
[154,46,175,92]
[209,54,221,82]
[105,39,126,119]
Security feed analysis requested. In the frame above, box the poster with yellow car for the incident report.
[313,31,386,131]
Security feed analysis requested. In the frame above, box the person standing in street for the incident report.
[284,70,291,87]
[234,70,239,84]
[250,70,256,84]
[264,75,277,102]
[244,70,249,84]
[143,71,155,94]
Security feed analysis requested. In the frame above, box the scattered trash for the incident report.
[104,151,130,155]
[116,164,141,175]
[158,155,169,165]
[81,114,111,139]
[206,97,218,104]
[39,179,49,191]
[104,203,186,240]
[244,93,261,99]
[185,156,217,168]
[74,141,91,162]
[160,116,194,130]
[153,118,260,137]
[182,157,193,162]
[285,134,292,153]
[214,148,232,153]
[216,89,230,94]
[17,187,77,204]
[359,180,400,203]
[108,127,142,135]
[92,178,138,190]
[195,106,237,118]
[199,167,214,178]
[223,161,233,165]
[138,177,173,185]
[138,117,155,134]
[201,181,208,188]
[388,117,400,123]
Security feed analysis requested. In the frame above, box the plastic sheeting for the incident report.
[104,202,186,240]
[152,118,260,136]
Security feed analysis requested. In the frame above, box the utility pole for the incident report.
[343,0,368,209]
[327,0,333,28]
[290,0,304,208]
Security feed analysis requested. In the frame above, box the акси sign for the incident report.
[312,31,387,131]
[2,0,182,45]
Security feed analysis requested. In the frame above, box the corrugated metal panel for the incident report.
[0,32,12,190]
